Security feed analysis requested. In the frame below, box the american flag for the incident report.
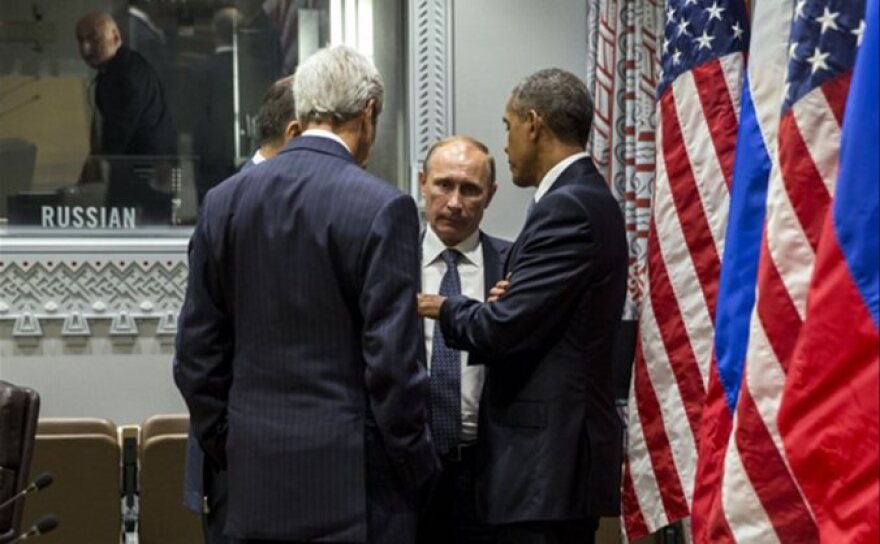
[621,0,748,538]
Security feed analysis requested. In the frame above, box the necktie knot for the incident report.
[441,248,460,268]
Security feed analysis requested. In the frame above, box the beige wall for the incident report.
[0,75,90,190]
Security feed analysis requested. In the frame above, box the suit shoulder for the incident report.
[345,164,403,200]
[202,170,247,209]
[483,232,512,253]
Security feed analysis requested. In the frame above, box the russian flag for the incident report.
[778,0,880,542]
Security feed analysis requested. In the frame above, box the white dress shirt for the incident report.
[422,227,487,444]
[250,149,268,166]
[533,150,591,203]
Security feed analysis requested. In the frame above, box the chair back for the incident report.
[21,418,121,544]
[138,414,202,544]
[0,381,40,544]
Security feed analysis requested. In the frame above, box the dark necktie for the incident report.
[526,197,537,220]
[430,248,462,455]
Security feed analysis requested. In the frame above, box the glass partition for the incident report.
[0,0,405,237]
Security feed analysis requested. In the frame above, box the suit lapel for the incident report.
[480,232,505,298]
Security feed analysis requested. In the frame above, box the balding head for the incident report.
[75,13,122,69]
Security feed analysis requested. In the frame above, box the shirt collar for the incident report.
[251,149,268,165]
[302,129,351,155]
[533,150,590,203]
[423,226,482,268]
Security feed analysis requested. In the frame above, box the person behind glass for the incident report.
[418,69,628,544]
[241,74,300,169]
[75,12,177,223]
[175,45,437,544]
[180,73,300,544]
[127,0,172,90]
[416,135,509,544]
[193,7,243,204]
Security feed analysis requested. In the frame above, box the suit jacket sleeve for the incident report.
[359,194,438,490]
[174,192,233,468]
[439,190,598,360]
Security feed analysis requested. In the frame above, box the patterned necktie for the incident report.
[430,248,462,455]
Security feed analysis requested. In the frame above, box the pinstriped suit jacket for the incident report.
[175,136,437,542]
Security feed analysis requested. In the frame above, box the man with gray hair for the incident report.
[419,68,627,543]
[176,44,437,543]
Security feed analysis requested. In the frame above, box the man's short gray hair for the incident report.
[509,68,593,147]
[294,45,384,125]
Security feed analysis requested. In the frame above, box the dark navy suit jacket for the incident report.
[439,157,627,524]
[476,233,511,301]
[182,156,259,516]
[175,136,436,542]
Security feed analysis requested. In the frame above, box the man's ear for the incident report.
[527,109,542,142]
[485,181,498,208]
[362,99,376,125]
[111,26,122,47]
[284,120,302,142]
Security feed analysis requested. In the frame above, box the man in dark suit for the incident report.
[417,136,509,544]
[175,45,437,544]
[75,12,177,223]
[419,68,627,544]
[180,73,300,544]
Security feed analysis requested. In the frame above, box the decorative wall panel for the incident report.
[0,238,188,339]
[408,0,453,198]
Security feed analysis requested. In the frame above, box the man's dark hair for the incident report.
[257,75,296,145]
[509,68,593,147]
[423,135,496,187]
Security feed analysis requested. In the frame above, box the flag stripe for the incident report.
[754,243,803,369]
[819,72,852,128]
[647,217,707,438]
[721,427,780,544]
[764,162,817,322]
[621,459,651,538]
[652,112,715,393]
[733,384,819,543]
[719,53,744,125]
[693,58,740,189]
[632,334,690,521]
[640,293,700,503]
[674,67,733,255]
[660,91,724,322]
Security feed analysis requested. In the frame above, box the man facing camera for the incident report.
[419,69,627,544]
[417,136,509,544]
[75,13,177,221]
[175,45,437,544]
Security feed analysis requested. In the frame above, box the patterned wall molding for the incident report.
[0,237,188,339]
[408,0,453,199]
